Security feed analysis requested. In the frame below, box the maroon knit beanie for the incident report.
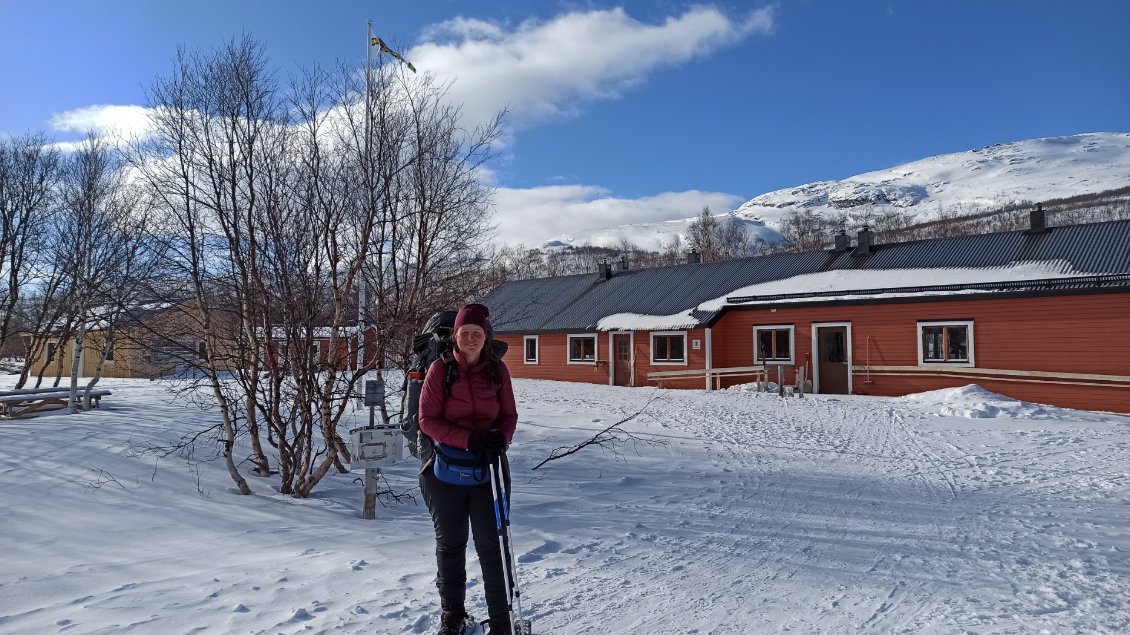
[454,303,490,332]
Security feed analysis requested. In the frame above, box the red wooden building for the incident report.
[484,213,1130,414]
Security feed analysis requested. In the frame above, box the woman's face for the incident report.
[454,324,486,358]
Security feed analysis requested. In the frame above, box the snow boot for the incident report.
[484,619,512,635]
[436,610,476,635]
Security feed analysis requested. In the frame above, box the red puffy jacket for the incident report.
[418,349,518,451]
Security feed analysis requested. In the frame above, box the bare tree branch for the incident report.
[531,394,667,470]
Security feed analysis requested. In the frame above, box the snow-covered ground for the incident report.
[2,377,1129,634]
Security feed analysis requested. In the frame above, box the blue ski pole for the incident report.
[490,457,532,634]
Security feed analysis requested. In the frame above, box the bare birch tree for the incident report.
[55,133,133,411]
[126,35,503,498]
[0,134,60,357]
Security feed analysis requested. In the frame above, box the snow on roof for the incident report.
[596,260,1087,331]
[596,309,699,332]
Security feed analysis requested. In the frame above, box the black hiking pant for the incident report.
[420,458,511,625]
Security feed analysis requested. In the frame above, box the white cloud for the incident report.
[492,184,744,246]
[408,6,776,128]
[49,104,155,141]
[46,6,776,142]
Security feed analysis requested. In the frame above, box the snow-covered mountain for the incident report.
[735,132,1130,227]
[542,132,1130,251]
[541,214,783,253]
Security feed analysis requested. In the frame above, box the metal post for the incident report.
[777,365,785,397]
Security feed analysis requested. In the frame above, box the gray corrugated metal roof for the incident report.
[484,219,1130,333]
[485,272,599,333]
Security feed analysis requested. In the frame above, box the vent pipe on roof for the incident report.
[686,249,701,264]
[1029,204,1048,234]
[833,229,850,252]
[599,259,613,281]
[853,225,874,256]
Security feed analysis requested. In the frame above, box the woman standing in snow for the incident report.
[418,303,518,635]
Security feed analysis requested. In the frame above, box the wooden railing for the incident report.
[647,365,768,390]
[855,365,1130,389]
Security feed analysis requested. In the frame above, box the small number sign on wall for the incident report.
[692,339,701,350]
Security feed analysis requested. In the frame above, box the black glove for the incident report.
[484,430,507,452]
[468,431,507,464]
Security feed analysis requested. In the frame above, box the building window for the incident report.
[650,331,687,364]
[311,342,321,363]
[754,325,794,364]
[46,342,57,363]
[567,334,597,364]
[197,341,208,362]
[918,321,974,366]
[104,338,115,362]
[523,335,539,364]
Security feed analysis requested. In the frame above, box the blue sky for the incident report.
[2,0,1127,245]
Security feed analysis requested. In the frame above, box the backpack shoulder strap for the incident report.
[440,349,459,396]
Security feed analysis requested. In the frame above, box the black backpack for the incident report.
[401,310,508,463]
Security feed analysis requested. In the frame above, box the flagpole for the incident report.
[361,18,375,519]
[359,18,371,379]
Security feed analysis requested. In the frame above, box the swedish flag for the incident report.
[370,37,416,73]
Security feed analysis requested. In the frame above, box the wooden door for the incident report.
[613,334,632,386]
[816,326,849,394]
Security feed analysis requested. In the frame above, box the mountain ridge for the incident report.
[541,132,1130,251]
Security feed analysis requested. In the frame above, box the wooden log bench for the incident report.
[647,365,767,390]
[0,388,112,418]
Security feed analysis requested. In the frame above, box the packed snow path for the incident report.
[512,383,1130,634]
[0,378,1127,634]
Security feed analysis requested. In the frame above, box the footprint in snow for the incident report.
[232,603,250,613]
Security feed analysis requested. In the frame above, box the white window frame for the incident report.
[917,320,975,367]
[523,335,539,364]
[567,334,598,365]
[753,324,795,365]
[650,331,688,366]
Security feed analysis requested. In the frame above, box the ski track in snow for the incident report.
[509,384,1130,634]
[0,377,1128,634]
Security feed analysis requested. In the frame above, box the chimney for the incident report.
[1029,204,1048,234]
[833,229,850,252]
[599,259,612,281]
[686,249,701,265]
[619,256,630,271]
[853,225,874,256]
